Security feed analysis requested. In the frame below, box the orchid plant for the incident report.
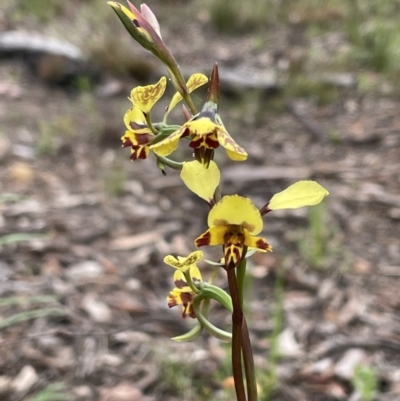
[109,2,329,400]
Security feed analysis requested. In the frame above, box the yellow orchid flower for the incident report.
[150,103,247,167]
[195,195,271,270]
[164,250,204,273]
[122,107,155,160]
[195,181,329,270]
[122,74,207,161]
[150,65,247,167]
[180,160,220,203]
[167,265,203,318]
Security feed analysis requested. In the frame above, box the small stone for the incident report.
[12,365,38,393]
[113,331,151,344]
[81,293,112,323]
[67,260,104,283]
[353,258,372,274]
[7,162,35,185]
[99,353,124,367]
[73,385,93,399]
[277,328,303,358]
[99,381,143,401]
[334,349,366,380]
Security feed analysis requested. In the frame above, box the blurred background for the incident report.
[1,0,400,400]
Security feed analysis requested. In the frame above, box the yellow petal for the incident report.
[268,181,329,211]
[165,73,208,118]
[195,226,227,247]
[189,264,202,282]
[124,107,146,128]
[150,127,184,156]
[217,130,247,161]
[173,269,188,288]
[186,117,218,136]
[130,77,167,114]
[167,289,197,317]
[208,195,263,235]
[164,250,204,272]
[173,265,202,286]
[180,160,220,202]
[243,231,272,252]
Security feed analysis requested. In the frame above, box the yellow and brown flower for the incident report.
[195,182,330,270]
[150,104,247,167]
[150,65,247,167]
[195,195,271,270]
[167,264,203,318]
[122,107,155,160]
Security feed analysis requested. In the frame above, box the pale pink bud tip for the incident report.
[140,3,162,38]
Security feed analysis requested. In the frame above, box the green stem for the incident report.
[227,269,246,401]
[183,93,197,115]
[192,296,232,342]
[199,283,233,312]
[237,258,258,401]
[156,156,183,171]
[145,113,158,135]
[184,271,200,295]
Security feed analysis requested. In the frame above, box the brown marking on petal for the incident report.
[122,138,133,148]
[135,81,165,109]
[204,134,219,149]
[180,292,193,304]
[133,19,141,28]
[213,218,229,227]
[256,238,272,252]
[189,133,219,149]
[192,277,202,285]
[181,127,191,138]
[185,254,201,266]
[180,292,196,318]
[174,279,187,289]
[135,133,153,145]
[130,148,139,161]
[195,231,211,247]
[187,304,196,318]
[224,243,243,270]
[130,144,149,160]
[182,302,196,318]
[129,121,147,130]
[241,221,256,232]
[190,75,209,93]
[189,136,203,149]
[218,131,247,155]
[167,295,178,308]
[224,225,245,245]
[223,226,246,269]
